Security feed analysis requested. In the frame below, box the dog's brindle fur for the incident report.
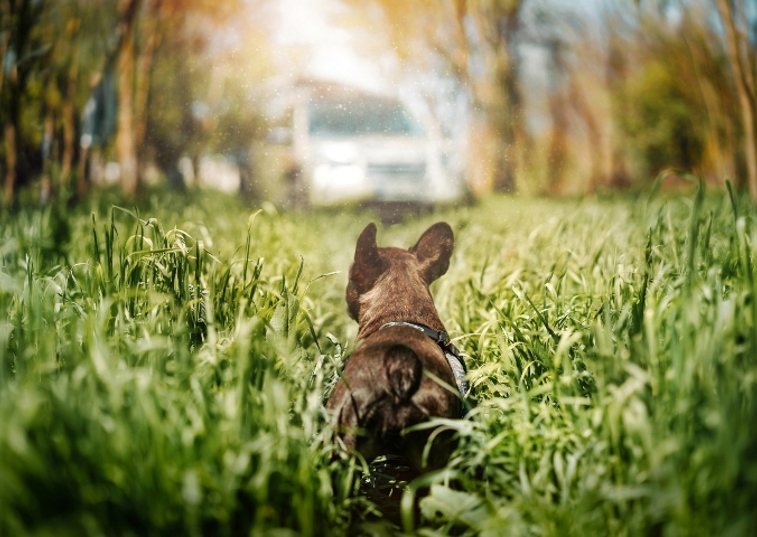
[327,222,461,472]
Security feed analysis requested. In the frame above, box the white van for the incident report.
[283,83,466,208]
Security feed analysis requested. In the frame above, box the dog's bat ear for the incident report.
[350,223,385,292]
[410,222,454,284]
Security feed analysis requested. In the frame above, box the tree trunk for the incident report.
[461,0,523,193]
[492,126,516,192]
[1,3,10,204]
[486,56,520,193]
[2,0,29,207]
[716,0,757,200]
[0,21,7,98]
[3,123,16,207]
[546,94,569,195]
[2,53,20,208]
[495,5,526,192]
[134,0,163,153]
[491,10,522,193]
[566,77,603,192]
[60,48,79,188]
[115,0,142,198]
[77,146,88,199]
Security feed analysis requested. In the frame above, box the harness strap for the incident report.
[379,321,470,411]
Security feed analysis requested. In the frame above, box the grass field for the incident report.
[1,185,756,536]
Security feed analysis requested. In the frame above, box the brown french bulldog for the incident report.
[327,222,468,472]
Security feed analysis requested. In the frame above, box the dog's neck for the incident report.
[355,270,445,341]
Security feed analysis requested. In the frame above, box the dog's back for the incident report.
[327,222,463,471]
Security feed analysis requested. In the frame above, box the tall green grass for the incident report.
[0,188,755,536]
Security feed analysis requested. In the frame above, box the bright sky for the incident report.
[271,0,607,94]
[274,0,387,91]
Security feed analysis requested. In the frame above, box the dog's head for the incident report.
[345,222,454,322]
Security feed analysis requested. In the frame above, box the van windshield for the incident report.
[308,96,425,137]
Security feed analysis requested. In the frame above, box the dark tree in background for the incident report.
[0,0,270,206]
[715,0,757,199]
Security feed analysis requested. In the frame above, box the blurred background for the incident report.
[1,0,756,208]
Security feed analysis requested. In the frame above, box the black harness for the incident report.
[379,321,470,413]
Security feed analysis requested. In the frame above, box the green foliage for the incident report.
[619,60,706,179]
[0,194,355,535]
[425,190,757,536]
[1,189,756,535]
